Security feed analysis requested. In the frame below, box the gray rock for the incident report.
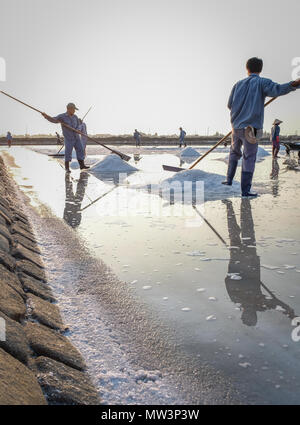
[12,218,31,232]
[0,311,31,364]
[0,223,12,243]
[0,250,16,271]
[16,259,46,282]
[0,196,10,209]
[19,273,55,302]
[0,234,9,253]
[0,211,11,226]
[0,204,12,225]
[12,243,44,269]
[27,294,64,331]
[35,356,100,405]
[25,322,85,371]
[11,223,35,243]
[0,264,25,299]
[12,234,41,254]
[0,280,26,321]
[0,348,46,405]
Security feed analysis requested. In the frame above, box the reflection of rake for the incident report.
[80,186,117,212]
[192,205,227,246]
[192,205,296,315]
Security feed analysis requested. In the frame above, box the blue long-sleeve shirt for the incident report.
[228,74,297,130]
[271,124,280,142]
[179,129,186,140]
[45,112,81,143]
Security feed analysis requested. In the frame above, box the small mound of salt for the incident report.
[180,147,200,158]
[89,154,138,173]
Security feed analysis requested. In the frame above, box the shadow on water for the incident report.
[63,172,89,228]
[223,198,295,326]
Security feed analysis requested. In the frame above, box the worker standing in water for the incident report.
[6,131,12,148]
[78,118,88,158]
[223,57,300,197]
[42,103,89,173]
[134,129,141,147]
[271,119,282,158]
[179,127,187,147]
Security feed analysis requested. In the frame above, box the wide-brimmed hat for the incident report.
[273,119,283,125]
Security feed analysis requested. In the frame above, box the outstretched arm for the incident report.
[263,78,300,97]
[41,112,60,124]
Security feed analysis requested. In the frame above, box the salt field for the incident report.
[1,144,300,405]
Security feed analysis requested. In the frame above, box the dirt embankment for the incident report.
[0,156,100,405]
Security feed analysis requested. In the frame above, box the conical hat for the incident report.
[273,119,283,125]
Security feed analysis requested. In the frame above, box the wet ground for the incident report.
[1,144,300,405]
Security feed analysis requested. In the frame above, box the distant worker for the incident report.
[6,131,12,148]
[179,127,186,148]
[271,119,282,158]
[41,103,89,173]
[55,131,63,145]
[223,57,300,197]
[78,119,88,158]
[134,129,141,147]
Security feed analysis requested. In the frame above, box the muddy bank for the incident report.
[0,155,100,405]
[0,136,277,146]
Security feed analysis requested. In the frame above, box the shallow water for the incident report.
[2,144,300,404]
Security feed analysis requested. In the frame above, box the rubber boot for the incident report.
[222,160,238,186]
[241,171,257,197]
[65,161,71,173]
[78,160,90,170]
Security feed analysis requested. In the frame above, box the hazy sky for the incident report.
[0,0,299,136]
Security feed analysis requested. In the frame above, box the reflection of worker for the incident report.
[223,198,295,326]
[63,172,89,228]
[270,158,280,197]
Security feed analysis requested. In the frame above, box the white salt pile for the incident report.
[89,154,138,173]
[180,147,200,158]
[217,146,270,164]
[163,169,240,193]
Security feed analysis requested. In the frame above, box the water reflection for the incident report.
[270,159,280,197]
[223,199,295,326]
[64,172,89,228]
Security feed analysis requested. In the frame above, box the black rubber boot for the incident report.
[65,161,71,173]
[241,171,257,197]
[222,160,238,186]
[78,160,90,170]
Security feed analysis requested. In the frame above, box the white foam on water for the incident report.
[261,264,280,270]
[89,154,138,173]
[186,251,205,256]
[206,315,216,321]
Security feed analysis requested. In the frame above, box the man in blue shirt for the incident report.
[179,127,186,147]
[134,129,141,147]
[42,103,89,173]
[223,57,300,197]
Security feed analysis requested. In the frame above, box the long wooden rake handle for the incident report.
[189,96,278,170]
[0,90,130,161]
